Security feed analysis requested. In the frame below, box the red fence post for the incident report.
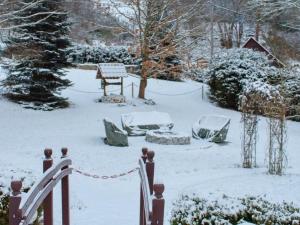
[43,149,53,225]
[146,151,155,195]
[152,184,165,225]
[61,148,70,225]
[141,147,148,163]
[140,148,148,225]
[9,181,22,225]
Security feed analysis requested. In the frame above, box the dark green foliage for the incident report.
[207,49,278,109]
[2,0,72,110]
[68,44,134,65]
[171,195,300,225]
[0,190,9,225]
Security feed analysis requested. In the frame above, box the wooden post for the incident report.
[103,79,107,96]
[61,148,70,225]
[121,77,124,96]
[141,147,148,163]
[9,181,22,225]
[152,184,165,225]
[132,82,134,98]
[140,148,148,225]
[146,151,155,195]
[43,149,53,225]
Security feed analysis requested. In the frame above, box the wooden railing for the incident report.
[9,147,165,225]
[9,148,71,225]
[139,148,165,225]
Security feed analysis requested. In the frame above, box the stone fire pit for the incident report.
[145,130,191,145]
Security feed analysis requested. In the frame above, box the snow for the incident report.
[121,111,173,127]
[98,63,128,78]
[193,115,230,131]
[1,68,300,225]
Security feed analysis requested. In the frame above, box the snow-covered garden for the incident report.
[1,0,300,224]
[1,68,300,225]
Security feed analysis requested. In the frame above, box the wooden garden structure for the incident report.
[96,63,128,96]
[9,148,165,225]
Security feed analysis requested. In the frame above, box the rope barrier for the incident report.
[72,167,139,180]
[132,83,202,97]
[68,88,103,94]
[68,83,202,97]
[146,88,202,96]
[68,84,132,94]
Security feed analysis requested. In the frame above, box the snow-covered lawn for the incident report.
[1,69,300,225]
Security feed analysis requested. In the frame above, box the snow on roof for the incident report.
[97,63,128,78]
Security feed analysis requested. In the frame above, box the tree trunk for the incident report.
[138,42,150,99]
[255,21,260,41]
[138,75,147,99]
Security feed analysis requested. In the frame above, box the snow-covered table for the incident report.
[192,115,230,143]
[146,130,191,145]
[121,111,174,136]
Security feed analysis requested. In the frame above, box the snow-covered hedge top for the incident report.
[210,48,278,85]
[68,44,134,65]
[171,195,300,225]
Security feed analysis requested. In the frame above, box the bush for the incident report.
[68,44,134,65]
[207,48,278,109]
[184,68,210,83]
[284,64,300,121]
[171,195,300,225]
[0,190,9,225]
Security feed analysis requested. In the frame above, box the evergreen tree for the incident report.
[2,0,72,110]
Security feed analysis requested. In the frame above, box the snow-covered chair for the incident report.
[103,118,128,147]
[121,111,174,136]
[192,115,230,143]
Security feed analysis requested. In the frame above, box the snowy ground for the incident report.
[1,69,300,225]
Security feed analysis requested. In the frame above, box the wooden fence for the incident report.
[9,148,71,225]
[9,147,165,225]
[139,148,165,225]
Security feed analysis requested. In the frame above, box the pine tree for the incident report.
[2,0,72,110]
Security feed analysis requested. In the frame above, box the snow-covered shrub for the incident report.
[171,195,300,225]
[184,68,210,83]
[284,64,300,121]
[68,44,134,65]
[208,48,278,109]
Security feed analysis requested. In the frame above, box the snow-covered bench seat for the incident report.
[192,115,230,143]
[121,111,174,136]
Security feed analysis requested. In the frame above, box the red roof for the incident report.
[242,37,285,68]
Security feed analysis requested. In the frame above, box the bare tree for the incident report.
[107,0,205,98]
[0,0,64,30]
[248,0,300,31]
[213,0,249,48]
